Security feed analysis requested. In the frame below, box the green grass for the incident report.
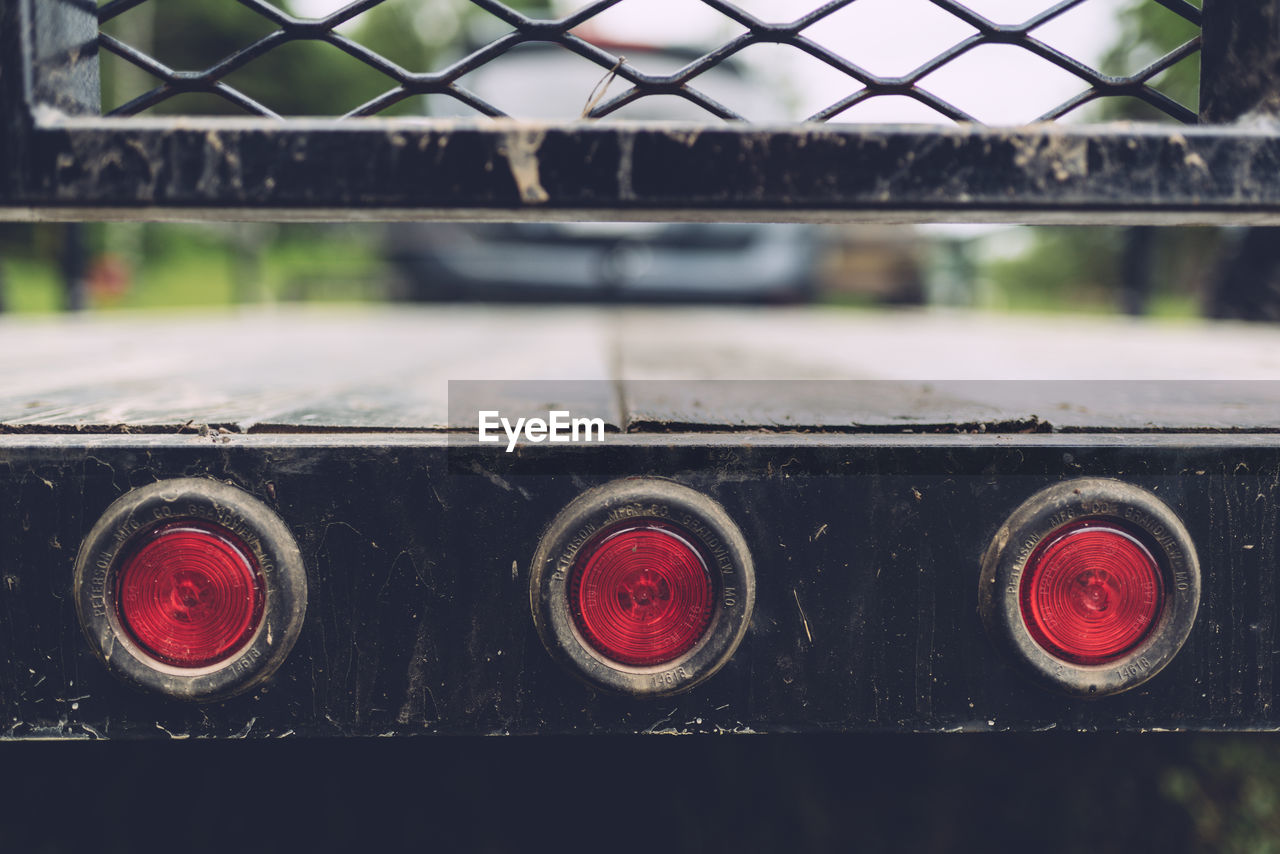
[976,227,1215,321]
[114,240,238,310]
[0,224,385,314]
[1,258,64,313]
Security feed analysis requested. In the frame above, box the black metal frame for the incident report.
[3,0,1280,223]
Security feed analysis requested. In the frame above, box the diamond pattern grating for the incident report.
[97,0,1202,124]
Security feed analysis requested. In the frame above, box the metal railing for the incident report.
[1,0,1278,223]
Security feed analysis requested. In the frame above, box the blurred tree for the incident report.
[1096,0,1201,121]
[982,227,1124,312]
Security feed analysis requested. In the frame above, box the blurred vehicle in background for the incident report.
[386,42,825,303]
[387,220,825,303]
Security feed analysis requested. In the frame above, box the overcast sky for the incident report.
[290,0,1129,125]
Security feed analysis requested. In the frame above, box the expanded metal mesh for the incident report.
[97,0,1202,124]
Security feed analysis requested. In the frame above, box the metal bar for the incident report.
[7,119,1280,225]
[1200,0,1280,123]
[0,0,32,203]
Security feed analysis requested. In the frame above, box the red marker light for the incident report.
[569,521,715,667]
[116,520,265,668]
[1019,521,1164,665]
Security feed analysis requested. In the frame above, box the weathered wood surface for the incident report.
[2,306,1279,432]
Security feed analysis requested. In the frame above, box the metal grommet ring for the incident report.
[979,477,1199,697]
[74,478,308,702]
[530,478,755,697]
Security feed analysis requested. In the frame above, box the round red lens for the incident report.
[569,521,715,667]
[1019,521,1164,665]
[116,520,265,668]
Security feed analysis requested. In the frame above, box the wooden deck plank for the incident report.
[0,307,617,431]
[2,306,1279,432]
[616,309,1280,431]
